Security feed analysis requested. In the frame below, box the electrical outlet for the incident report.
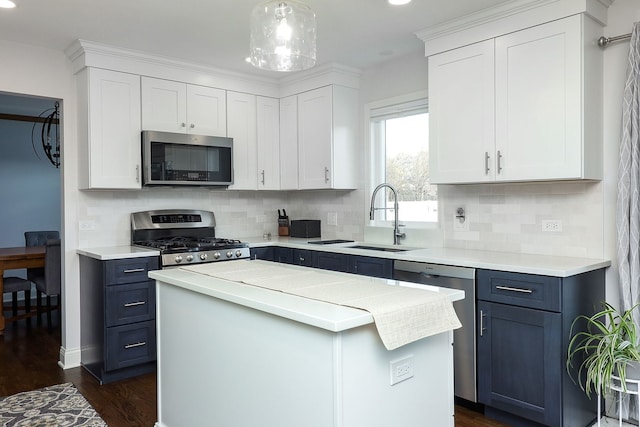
[453,213,468,232]
[79,220,96,231]
[390,355,414,385]
[541,219,562,232]
[327,212,338,226]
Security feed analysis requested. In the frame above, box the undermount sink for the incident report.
[347,245,411,252]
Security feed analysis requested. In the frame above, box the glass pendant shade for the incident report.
[250,0,317,72]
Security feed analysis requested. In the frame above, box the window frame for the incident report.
[364,90,439,230]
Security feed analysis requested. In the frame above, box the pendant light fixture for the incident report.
[249,0,316,72]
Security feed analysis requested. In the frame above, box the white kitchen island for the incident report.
[150,260,463,427]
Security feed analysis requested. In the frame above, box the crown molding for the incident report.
[65,40,362,98]
[415,0,610,57]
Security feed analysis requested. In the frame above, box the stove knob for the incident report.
[235,250,242,258]
[213,251,221,260]
[200,253,208,261]
[226,251,233,259]
[175,255,183,264]
[186,254,194,262]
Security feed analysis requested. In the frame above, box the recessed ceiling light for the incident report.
[388,0,411,5]
[0,0,16,8]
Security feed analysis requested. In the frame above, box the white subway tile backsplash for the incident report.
[440,181,604,258]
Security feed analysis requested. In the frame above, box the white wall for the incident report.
[0,40,79,366]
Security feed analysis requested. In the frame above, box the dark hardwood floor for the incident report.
[0,306,509,427]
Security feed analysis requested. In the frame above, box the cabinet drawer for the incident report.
[477,270,561,312]
[105,320,156,371]
[105,257,159,285]
[105,281,156,327]
[313,251,350,272]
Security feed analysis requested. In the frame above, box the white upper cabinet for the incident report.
[279,95,298,190]
[141,77,226,137]
[297,85,358,190]
[77,67,142,189]
[227,91,258,190]
[429,40,495,183]
[428,14,602,184]
[256,96,281,190]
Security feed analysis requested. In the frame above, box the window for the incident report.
[369,95,437,224]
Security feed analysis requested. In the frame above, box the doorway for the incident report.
[0,92,62,312]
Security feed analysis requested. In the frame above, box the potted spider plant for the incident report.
[567,302,640,398]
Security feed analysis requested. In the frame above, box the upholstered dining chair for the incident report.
[2,276,32,317]
[24,231,60,326]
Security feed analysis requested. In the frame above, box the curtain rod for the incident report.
[598,33,632,48]
[0,113,59,124]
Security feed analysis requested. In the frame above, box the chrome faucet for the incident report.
[369,183,406,245]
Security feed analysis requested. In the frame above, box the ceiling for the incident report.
[0,0,510,113]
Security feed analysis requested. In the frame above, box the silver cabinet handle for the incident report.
[123,268,145,274]
[495,285,533,294]
[124,301,146,307]
[324,167,329,183]
[136,164,140,183]
[299,256,305,262]
[124,342,146,349]
[181,122,186,128]
[497,150,503,174]
[261,170,265,185]
[480,310,486,337]
[190,123,195,128]
[484,152,490,175]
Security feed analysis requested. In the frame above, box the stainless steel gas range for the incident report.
[131,209,250,267]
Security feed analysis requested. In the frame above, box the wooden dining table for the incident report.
[0,246,45,335]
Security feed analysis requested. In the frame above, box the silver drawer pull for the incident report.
[480,310,487,337]
[124,301,146,307]
[495,285,533,294]
[123,268,145,274]
[124,341,146,349]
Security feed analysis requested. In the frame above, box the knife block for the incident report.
[278,218,289,236]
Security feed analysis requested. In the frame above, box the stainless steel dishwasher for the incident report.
[393,260,477,403]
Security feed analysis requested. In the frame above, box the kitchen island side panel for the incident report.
[155,280,454,427]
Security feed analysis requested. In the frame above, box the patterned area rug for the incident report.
[0,383,107,426]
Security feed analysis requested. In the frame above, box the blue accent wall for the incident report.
[0,119,61,255]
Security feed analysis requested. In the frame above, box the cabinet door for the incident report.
[141,77,187,133]
[250,247,274,261]
[495,15,581,181]
[477,301,561,426]
[279,95,299,190]
[298,86,332,189]
[227,91,258,190]
[274,247,294,264]
[313,251,350,273]
[85,68,142,189]
[350,256,393,279]
[186,85,227,137]
[429,40,495,184]
[293,249,313,267]
[256,96,280,190]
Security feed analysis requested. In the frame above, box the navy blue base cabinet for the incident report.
[255,246,394,280]
[80,255,159,384]
[477,268,605,427]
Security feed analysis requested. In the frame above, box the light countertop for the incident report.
[76,245,159,260]
[246,236,611,277]
[149,261,464,333]
[76,237,611,277]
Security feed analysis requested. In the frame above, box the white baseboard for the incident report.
[57,345,81,369]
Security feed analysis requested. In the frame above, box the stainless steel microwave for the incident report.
[142,130,233,187]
